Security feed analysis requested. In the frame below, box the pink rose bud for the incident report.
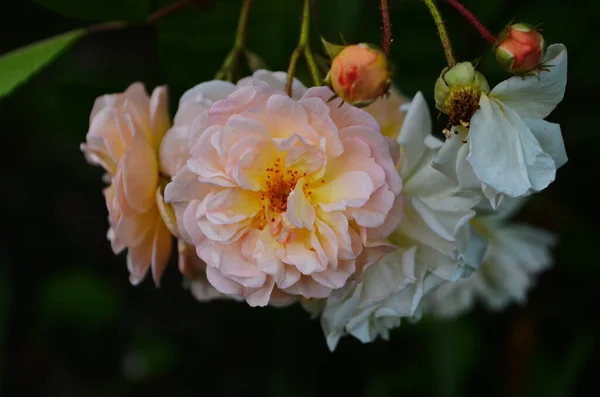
[495,23,545,74]
[327,43,391,106]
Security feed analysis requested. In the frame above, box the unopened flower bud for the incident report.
[495,23,545,74]
[434,62,490,129]
[326,43,391,107]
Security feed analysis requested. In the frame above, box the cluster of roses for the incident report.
[81,23,567,350]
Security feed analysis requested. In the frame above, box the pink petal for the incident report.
[283,276,332,299]
[122,136,158,213]
[286,178,316,230]
[149,86,170,148]
[340,125,403,196]
[313,171,375,212]
[301,86,380,131]
[350,186,396,228]
[299,97,344,158]
[245,277,275,307]
[187,125,235,187]
[365,194,404,241]
[206,266,243,295]
[151,219,173,286]
[159,126,189,177]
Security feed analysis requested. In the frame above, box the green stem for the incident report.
[215,0,254,81]
[423,0,456,67]
[285,0,321,96]
[234,0,253,48]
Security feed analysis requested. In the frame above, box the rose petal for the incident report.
[490,44,567,119]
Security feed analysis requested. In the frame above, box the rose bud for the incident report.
[495,23,545,74]
[326,43,392,107]
[434,62,490,130]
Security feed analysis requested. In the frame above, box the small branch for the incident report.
[86,21,129,34]
[146,0,196,24]
[422,0,456,67]
[445,0,497,45]
[286,0,321,96]
[215,0,254,81]
[86,0,200,34]
[380,0,392,55]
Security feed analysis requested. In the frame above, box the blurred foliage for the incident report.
[1,0,599,396]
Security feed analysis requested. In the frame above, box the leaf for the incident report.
[320,36,346,60]
[0,29,85,99]
[35,0,148,22]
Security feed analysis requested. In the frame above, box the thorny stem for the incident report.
[215,0,254,81]
[87,0,200,33]
[285,0,322,96]
[422,0,456,67]
[380,0,392,55]
[444,0,497,45]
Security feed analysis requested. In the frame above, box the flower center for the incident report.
[261,157,303,213]
[443,86,481,128]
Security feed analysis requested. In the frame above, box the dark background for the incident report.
[1,0,598,396]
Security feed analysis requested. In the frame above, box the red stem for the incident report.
[444,0,497,45]
[380,0,392,55]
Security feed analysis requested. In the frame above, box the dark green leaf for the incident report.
[0,29,84,99]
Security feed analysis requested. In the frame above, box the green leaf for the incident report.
[35,0,148,22]
[0,29,85,99]
[320,36,346,60]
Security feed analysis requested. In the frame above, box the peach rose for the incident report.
[81,83,173,286]
[165,81,404,306]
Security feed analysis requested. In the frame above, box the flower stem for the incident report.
[444,0,497,45]
[215,0,254,81]
[285,0,322,96]
[234,0,253,49]
[422,0,456,67]
[380,0,392,55]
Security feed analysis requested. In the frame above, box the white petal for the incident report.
[490,44,567,119]
[397,92,431,177]
[468,95,556,198]
[523,118,567,169]
[432,128,480,191]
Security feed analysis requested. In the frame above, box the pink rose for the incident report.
[81,82,173,286]
[165,80,404,307]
